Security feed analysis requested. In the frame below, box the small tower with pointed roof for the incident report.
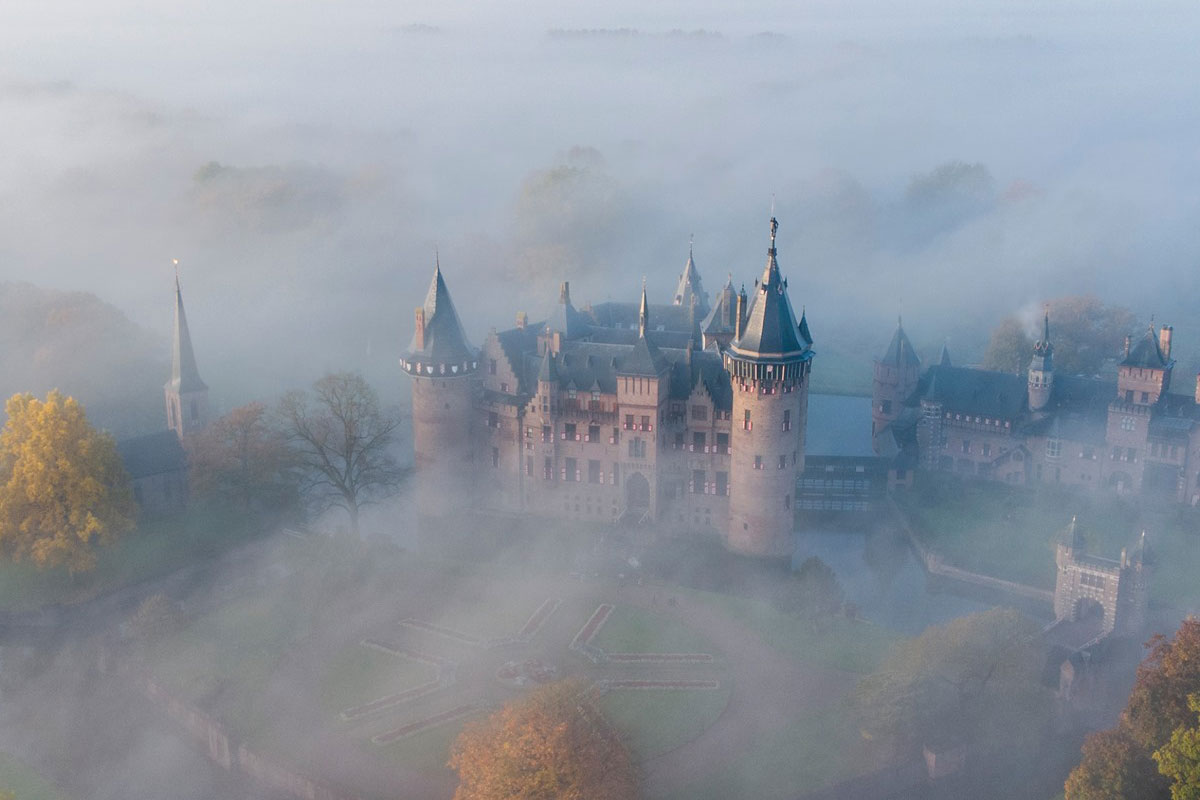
[401,262,479,518]
[1028,309,1054,411]
[165,274,209,438]
[673,241,710,318]
[872,316,921,451]
[615,284,669,521]
[724,217,814,557]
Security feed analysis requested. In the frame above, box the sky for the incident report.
[2,0,1199,408]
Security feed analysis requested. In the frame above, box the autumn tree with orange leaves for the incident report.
[448,678,638,800]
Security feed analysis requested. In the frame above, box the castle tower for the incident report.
[616,285,669,522]
[673,242,710,318]
[724,217,814,557]
[1028,309,1054,411]
[400,263,478,518]
[872,316,921,450]
[164,275,209,438]
[700,277,739,352]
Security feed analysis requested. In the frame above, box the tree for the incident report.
[855,608,1046,755]
[1126,620,1200,751]
[277,372,400,535]
[1155,695,1200,800]
[187,402,297,512]
[448,679,638,800]
[0,391,135,573]
[982,316,1034,374]
[1065,726,1165,800]
[773,556,845,625]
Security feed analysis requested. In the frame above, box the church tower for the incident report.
[400,263,479,518]
[872,317,920,450]
[724,218,814,557]
[673,242,710,318]
[165,275,209,438]
[1028,309,1054,412]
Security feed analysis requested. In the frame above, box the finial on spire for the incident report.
[769,216,778,247]
[435,246,440,272]
[689,233,694,255]
[172,258,180,288]
[897,314,903,328]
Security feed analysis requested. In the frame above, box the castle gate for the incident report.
[625,472,650,511]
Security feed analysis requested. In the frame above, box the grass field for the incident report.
[319,644,437,718]
[0,752,67,800]
[598,685,732,760]
[590,605,718,655]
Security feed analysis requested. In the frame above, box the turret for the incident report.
[616,284,668,522]
[400,262,479,518]
[673,241,710,318]
[723,217,814,557]
[1117,323,1174,405]
[164,272,209,438]
[872,316,921,449]
[1028,309,1054,411]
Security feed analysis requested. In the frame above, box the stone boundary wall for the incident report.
[887,496,1054,607]
[135,673,362,800]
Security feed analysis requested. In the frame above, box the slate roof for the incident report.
[167,279,207,394]
[879,320,920,370]
[586,301,695,334]
[701,279,739,337]
[727,218,809,362]
[673,247,710,317]
[910,365,1027,419]
[497,325,542,394]
[118,430,187,479]
[1122,326,1171,369]
[407,265,475,364]
[546,282,589,340]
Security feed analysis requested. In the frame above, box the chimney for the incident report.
[1124,334,1132,358]
[552,330,562,354]
[1160,325,1173,360]
[414,307,426,351]
[516,311,527,330]
[735,289,746,341]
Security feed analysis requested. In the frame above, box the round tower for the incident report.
[872,316,921,450]
[400,263,478,519]
[724,218,814,557]
[1028,309,1054,411]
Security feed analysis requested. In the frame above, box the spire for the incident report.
[673,238,710,316]
[798,306,813,346]
[880,315,920,370]
[406,261,475,365]
[547,280,586,340]
[168,273,207,394]
[730,216,808,361]
[1043,307,1051,346]
[939,342,952,367]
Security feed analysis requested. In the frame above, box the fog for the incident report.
[2,3,1199,798]
[2,1,1200,410]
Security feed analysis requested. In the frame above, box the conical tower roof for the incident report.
[1121,324,1170,369]
[547,280,588,340]
[938,342,952,367]
[701,276,738,336]
[407,263,475,364]
[673,243,710,317]
[620,285,668,376]
[880,317,920,370]
[167,277,207,394]
[728,217,808,362]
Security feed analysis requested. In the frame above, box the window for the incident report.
[640,415,651,431]
[588,424,600,442]
[1141,391,1150,404]
[1121,416,1135,432]
[691,470,705,494]
[625,414,634,430]
[782,410,791,432]
[501,382,509,393]
[542,425,552,443]
[491,447,499,468]
[628,438,645,459]
[674,432,684,450]
[754,455,763,470]
[564,422,577,441]
[592,390,601,402]
[568,388,577,400]
[715,471,728,496]
[488,411,499,429]
[489,358,497,375]
[881,399,892,415]
[716,433,729,455]
[1045,439,1061,458]
[1125,390,1134,403]
[785,493,791,509]
[526,456,533,476]
[611,427,619,444]
[564,457,578,481]
[692,432,706,452]
[961,440,971,454]
[544,457,553,480]
[743,409,752,431]
[778,455,787,469]
[1127,447,1137,462]
[691,405,708,421]
[982,443,991,458]
[588,460,601,484]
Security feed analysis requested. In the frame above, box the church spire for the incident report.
[673,237,710,317]
[638,279,649,338]
[165,267,210,437]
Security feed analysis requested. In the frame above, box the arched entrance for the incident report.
[625,472,650,511]
[1073,597,1105,626]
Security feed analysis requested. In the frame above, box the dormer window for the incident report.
[568,388,577,400]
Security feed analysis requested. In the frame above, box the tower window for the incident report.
[588,460,602,484]
[743,410,752,431]
[778,455,787,469]
[691,470,705,494]
[782,410,791,432]
[1141,391,1150,404]
[754,455,763,470]
[542,425,552,442]
[489,359,497,375]
[881,399,892,415]
[491,447,499,468]
[544,457,553,480]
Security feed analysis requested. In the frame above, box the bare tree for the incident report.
[277,372,401,535]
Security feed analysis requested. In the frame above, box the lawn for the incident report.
[590,605,719,655]
[0,752,67,800]
[319,644,437,719]
[659,699,871,800]
[687,588,899,674]
[371,710,485,773]
[0,501,262,612]
[598,685,732,760]
[896,477,1141,589]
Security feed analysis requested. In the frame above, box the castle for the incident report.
[401,218,813,556]
[872,313,1200,504]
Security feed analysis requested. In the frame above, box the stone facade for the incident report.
[1053,518,1149,636]
[402,218,814,557]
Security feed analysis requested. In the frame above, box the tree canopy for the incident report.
[773,555,845,625]
[983,295,1137,377]
[277,372,400,535]
[1066,618,1200,800]
[448,678,638,800]
[187,402,297,513]
[0,391,136,573]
